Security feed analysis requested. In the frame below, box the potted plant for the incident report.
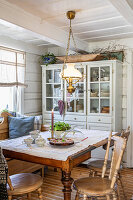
[50,121,71,138]
[41,53,57,66]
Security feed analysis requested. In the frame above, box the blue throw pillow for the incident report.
[8,116,35,139]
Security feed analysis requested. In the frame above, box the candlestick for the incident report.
[51,109,54,138]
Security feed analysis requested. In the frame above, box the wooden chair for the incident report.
[7,173,43,200]
[73,133,127,200]
[87,127,130,177]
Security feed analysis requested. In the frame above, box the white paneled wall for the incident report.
[24,53,42,115]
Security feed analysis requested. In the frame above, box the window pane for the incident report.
[90,67,99,82]
[54,69,61,83]
[46,70,53,83]
[0,64,16,83]
[90,99,99,113]
[76,99,84,113]
[17,53,25,64]
[0,49,16,62]
[46,98,53,111]
[0,87,14,112]
[54,84,61,97]
[67,98,74,112]
[46,85,53,97]
[101,99,110,113]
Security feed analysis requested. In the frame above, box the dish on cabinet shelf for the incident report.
[49,79,53,83]
[101,106,110,113]
[90,92,98,97]
[91,77,98,82]
[78,110,84,113]
[103,77,109,81]
[101,92,109,97]
[91,107,99,113]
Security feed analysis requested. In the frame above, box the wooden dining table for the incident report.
[0,130,116,200]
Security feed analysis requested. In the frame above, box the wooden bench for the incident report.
[0,112,44,177]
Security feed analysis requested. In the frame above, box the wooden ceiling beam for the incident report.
[0,0,89,53]
[108,0,133,25]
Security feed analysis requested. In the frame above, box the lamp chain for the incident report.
[62,18,78,77]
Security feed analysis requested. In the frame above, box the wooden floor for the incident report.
[12,166,133,200]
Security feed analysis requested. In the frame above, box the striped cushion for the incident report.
[34,115,42,131]
[16,113,42,131]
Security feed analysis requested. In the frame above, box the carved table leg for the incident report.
[61,171,73,200]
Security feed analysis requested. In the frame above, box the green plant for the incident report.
[41,52,57,66]
[1,108,9,113]
[50,121,71,131]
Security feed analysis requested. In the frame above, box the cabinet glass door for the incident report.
[46,69,62,111]
[89,65,111,114]
[66,65,86,114]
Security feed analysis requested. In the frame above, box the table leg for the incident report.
[61,171,73,200]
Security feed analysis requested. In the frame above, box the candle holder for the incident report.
[51,130,54,139]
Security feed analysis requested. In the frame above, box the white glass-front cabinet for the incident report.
[42,60,122,131]
[87,60,122,132]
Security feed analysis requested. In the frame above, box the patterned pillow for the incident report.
[34,115,42,131]
[16,113,42,131]
[8,116,35,139]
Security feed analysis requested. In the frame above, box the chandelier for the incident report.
[60,11,83,94]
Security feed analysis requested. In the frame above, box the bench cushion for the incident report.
[8,116,35,139]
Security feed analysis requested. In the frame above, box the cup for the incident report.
[30,130,40,143]
[23,137,33,147]
[35,136,46,147]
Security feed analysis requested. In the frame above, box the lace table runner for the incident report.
[0,129,116,161]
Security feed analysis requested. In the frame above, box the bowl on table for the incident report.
[35,136,46,147]
[54,131,64,139]
[23,137,33,147]
[30,130,40,142]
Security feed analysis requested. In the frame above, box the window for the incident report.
[0,46,26,113]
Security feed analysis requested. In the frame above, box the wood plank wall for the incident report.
[24,53,42,116]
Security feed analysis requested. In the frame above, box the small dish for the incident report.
[90,92,98,97]
[35,136,46,147]
[23,137,33,147]
[30,130,40,143]
[104,77,109,81]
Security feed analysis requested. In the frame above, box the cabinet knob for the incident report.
[74,118,77,120]
[98,119,101,121]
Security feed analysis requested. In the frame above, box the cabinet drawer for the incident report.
[65,121,86,129]
[43,113,63,121]
[43,119,64,125]
[87,123,112,131]
[87,116,112,124]
[64,115,86,122]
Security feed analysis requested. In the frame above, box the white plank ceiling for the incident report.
[1,0,133,48]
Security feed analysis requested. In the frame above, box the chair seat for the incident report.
[7,173,43,195]
[87,160,111,173]
[74,177,113,196]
